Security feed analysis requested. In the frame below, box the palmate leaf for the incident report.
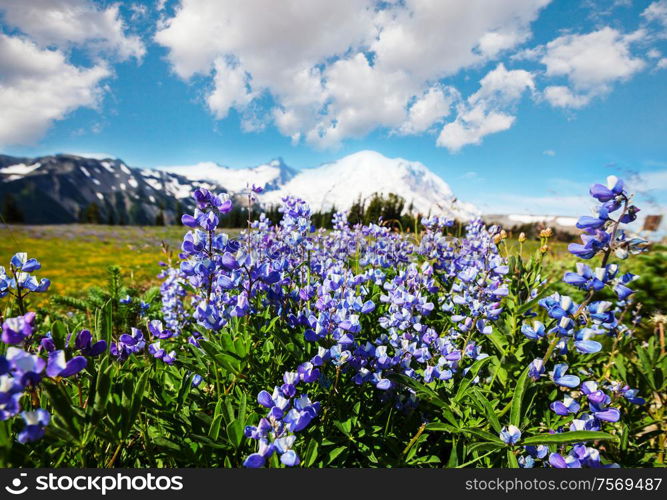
[467,388,502,433]
[522,431,618,446]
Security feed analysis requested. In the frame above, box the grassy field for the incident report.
[1,223,663,316]
[0,225,199,300]
[0,223,570,296]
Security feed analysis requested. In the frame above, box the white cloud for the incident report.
[155,0,550,148]
[540,27,645,108]
[642,0,667,27]
[543,149,556,156]
[0,0,145,61]
[0,0,144,147]
[206,58,255,120]
[629,169,667,192]
[543,85,592,108]
[397,85,458,135]
[437,63,534,151]
[0,34,110,147]
[658,58,667,69]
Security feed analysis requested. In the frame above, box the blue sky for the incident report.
[1,0,666,216]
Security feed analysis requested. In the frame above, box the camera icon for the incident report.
[5,473,28,495]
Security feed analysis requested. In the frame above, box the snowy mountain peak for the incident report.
[161,158,298,194]
[261,151,478,220]
[159,150,478,220]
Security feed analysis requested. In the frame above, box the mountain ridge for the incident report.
[0,154,218,224]
[0,151,479,224]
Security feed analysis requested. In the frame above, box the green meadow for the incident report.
[1,223,663,319]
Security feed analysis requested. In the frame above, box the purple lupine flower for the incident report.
[148,320,173,340]
[521,321,545,340]
[75,330,107,357]
[110,328,145,361]
[6,347,45,387]
[17,409,50,443]
[499,425,521,445]
[550,364,580,388]
[149,342,176,365]
[46,350,87,378]
[589,176,624,202]
[2,313,36,345]
[550,396,581,416]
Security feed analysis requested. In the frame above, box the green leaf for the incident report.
[506,450,519,468]
[93,359,113,416]
[522,431,617,446]
[43,382,80,439]
[153,436,182,452]
[425,422,459,433]
[327,446,347,464]
[487,328,508,357]
[454,356,494,403]
[96,300,114,346]
[509,365,530,427]
[124,369,149,437]
[208,400,224,441]
[303,439,319,467]
[461,428,505,446]
[226,420,243,448]
[51,321,68,350]
[468,388,501,433]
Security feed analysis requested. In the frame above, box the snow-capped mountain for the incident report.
[0,154,218,224]
[0,150,478,223]
[162,151,479,220]
[162,158,299,194]
[261,151,478,219]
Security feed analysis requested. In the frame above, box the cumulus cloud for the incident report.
[0,0,145,61]
[437,64,534,151]
[0,0,143,147]
[206,58,255,120]
[539,27,645,108]
[642,0,667,27]
[397,86,458,135]
[0,34,110,147]
[155,0,549,147]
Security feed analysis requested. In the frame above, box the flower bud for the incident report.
[518,232,526,243]
[539,244,549,253]
[540,228,553,238]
